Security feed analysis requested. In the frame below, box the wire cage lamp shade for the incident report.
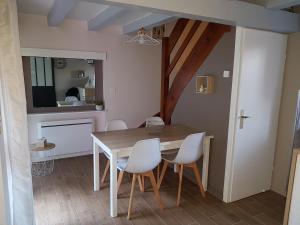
[125,27,160,46]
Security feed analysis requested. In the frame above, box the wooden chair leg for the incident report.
[101,159,110,183]
[176,164,184,206]
[158,160,169,189]
[142,175,145,190]
[117,171,124,194]
[137,175,144,192]
[148,171,164,210]
[157,163,160,181]
[192,162,206,198]
[127,174,137,220]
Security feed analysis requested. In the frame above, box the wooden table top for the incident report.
[92,124,203,150]
[30,143,56,152]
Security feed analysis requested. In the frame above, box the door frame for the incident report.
[223,26,287,202]
[223,26,244,203]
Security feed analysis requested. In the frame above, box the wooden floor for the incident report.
[32,155,286,225]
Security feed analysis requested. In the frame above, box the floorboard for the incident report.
[32,155,286,225]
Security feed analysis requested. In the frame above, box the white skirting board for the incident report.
[36,119,94,161]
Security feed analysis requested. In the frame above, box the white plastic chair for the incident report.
[101,120,128,183]
[116,138,164,219]
[105,120,128,131]
[158,132,206,206]
[145,116,165,180]
[145,116,165,127]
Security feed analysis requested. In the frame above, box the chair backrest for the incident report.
[145,117,165,127]
[125,138,161,174]
[174,132,205,164]
[105,120,128,131]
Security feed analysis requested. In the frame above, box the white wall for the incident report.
[272,32,300,195]
[172,29,235,198]
[18,13,161,128]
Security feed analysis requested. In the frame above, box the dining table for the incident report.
[91,124,214,217]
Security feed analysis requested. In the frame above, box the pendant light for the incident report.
[125,28,160,46]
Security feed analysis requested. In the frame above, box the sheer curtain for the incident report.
[0,0,35,224]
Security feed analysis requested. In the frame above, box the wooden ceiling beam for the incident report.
[122,13,174,34]
[88,6,124,31]
[47,0,79,26]
[266,0,300,9]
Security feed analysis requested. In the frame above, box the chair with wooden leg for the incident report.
[101,120,128,184]
[158,132,206,206]
[145,116,165,183]
[116,138,164,219]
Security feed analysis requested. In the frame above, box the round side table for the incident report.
[30,143,56,176]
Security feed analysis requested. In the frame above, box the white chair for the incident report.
[116,138,164,219]
[145,116,165,127]
[144,116,165,183]
[101,120,128,183]
[158,132,206,206]
[105,120,128,131]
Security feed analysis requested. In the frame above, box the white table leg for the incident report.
[174,164,179,173]
[110,152,118,217]
[93,139,100,191]
[202,137,211,191]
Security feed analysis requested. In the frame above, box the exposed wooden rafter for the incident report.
[48,0,79,26]
[122,13,173,34]
[88,6,124,31]
[266,0,300,9]
[160,19,231,124]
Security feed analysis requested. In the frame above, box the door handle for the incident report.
[241,115,251,119]
[239,110,251,129]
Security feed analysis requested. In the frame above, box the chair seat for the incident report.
[117,157,129,171]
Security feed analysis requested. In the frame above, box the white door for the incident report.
[223,27,287,202]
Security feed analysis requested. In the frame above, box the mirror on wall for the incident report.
[30,57,95,107]
[22,56,103,112]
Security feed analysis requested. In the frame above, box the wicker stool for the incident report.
[30,143,56,176]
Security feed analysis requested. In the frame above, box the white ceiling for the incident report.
[239,0,300,9]
[240,0,267,5]
[16,0,300,33]
[16,0,174,33]
[17,0,55,15]
[67,1,108,21]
